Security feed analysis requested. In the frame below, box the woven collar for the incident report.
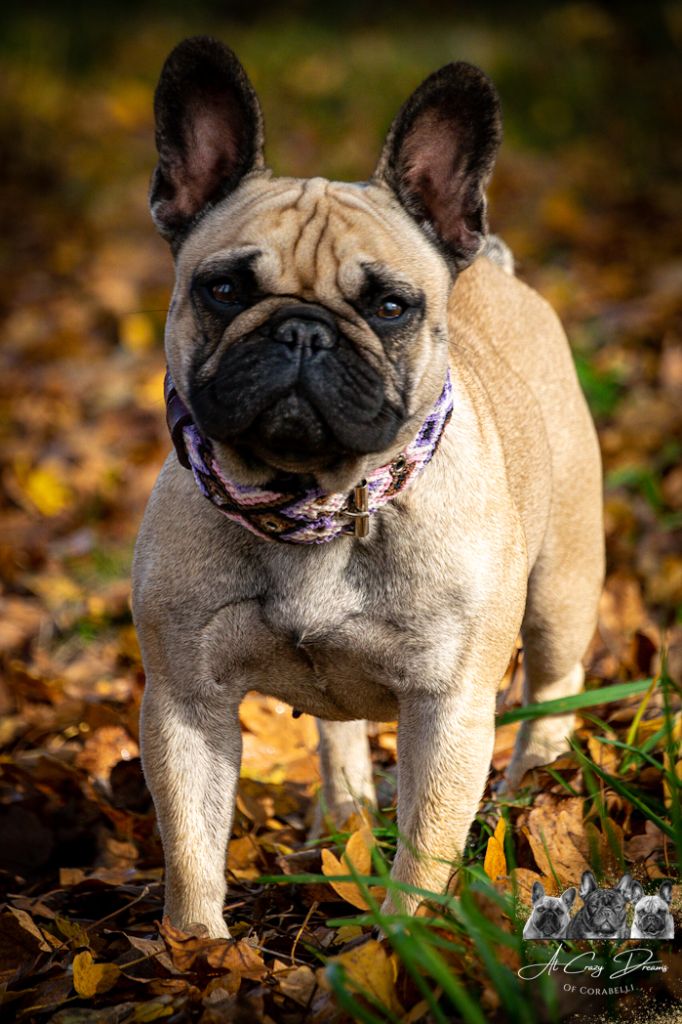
[164,370,453,544]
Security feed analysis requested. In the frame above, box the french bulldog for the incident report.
[567,872,633,940]
[132,37,604,937]
[630,881,675,940]
[523,882,576,940]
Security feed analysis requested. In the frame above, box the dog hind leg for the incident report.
[505,514,604,791]
[313,719,376,833]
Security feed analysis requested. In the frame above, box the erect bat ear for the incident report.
[659,880,673,905]
[150,36,265,249]
[579,871,597,899]
[561,887,577,909]
[630,881,644,903]
[374,61,501,271]
[616,873,634,899]
[531,881,545,905]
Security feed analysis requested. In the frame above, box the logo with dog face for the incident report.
[630,881,674,940]
[522,871,676,941]
[523,882,576,939]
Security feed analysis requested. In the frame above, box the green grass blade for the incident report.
[497,679,652,725]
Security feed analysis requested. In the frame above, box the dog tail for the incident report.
[481,234,515,276]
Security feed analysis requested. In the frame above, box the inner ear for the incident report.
[579,871,597,898]
[531,881,545,905]
[630,882,644,904]
[660,881,673,905]
[561,887,577,909]
[150,36,265,248]
[616,873,633,898]
[374,62,501,271]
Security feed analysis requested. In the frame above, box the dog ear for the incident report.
[561,887,577,909]
[616,873,634,899]
[531,881,545,905]
[579,871,597,899]
[659,880,673,905]
[630,881,644,903]
[374,62,501,271]
[150,36,265,248]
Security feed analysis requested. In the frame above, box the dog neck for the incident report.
[164,369,453,544]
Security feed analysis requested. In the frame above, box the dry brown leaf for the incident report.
[526,797,591,883]
[510,867,557,906]
[275,963,317,1006]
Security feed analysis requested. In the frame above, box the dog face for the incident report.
[631,881,674,939]
[569,871,633,939]
[150,37,501,490]
[523,882,576,939]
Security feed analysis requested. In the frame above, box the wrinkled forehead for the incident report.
[177,176,448,302]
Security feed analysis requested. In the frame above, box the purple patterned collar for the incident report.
[165,370,453,544]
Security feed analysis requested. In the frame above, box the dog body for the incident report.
[523,883,576,940]
[630,881,674,939]
[132,38,604,936]
[567,872,634,940]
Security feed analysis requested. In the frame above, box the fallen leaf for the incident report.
[275,963,317,1006]
[72,950,121,997]
[321,825,385,910]
[484,817,507,882]
[325,939,402,1016]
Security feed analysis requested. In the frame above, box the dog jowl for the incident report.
[567,872,634,940]
[523,882,576,940]
[133,36,604,937]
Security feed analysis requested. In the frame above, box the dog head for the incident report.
[575,871,633,937]
[526,882,576,938]
[631,880,673,937]
[150,37,501,491]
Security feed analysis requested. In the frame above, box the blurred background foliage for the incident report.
[0,4,682,1020]
[1,2,681,633]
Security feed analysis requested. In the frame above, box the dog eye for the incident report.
[208,279,238,304]
[375,297,406,320]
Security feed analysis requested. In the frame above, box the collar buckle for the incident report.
[342,480,370,538]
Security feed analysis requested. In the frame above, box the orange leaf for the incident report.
[321,826,385,910]
[484,817,507,882]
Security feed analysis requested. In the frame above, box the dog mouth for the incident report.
[237,391,345,470]
[535,910,564,935]
[638,913,666,933]
[188,310,406,471]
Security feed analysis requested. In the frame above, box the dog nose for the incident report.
[273,316,337,352]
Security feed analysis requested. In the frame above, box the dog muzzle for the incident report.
[164,369,453,544]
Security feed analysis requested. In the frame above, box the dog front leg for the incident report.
[140,677,241,938]
[385,688,495,916]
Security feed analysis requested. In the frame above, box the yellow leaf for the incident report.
[327,940,402,1015]
[484,817,507,882]
[119,311,156,352]
[21,462,74,517]
[72,950,121,997]
[663,753,682,809]
[56,915,90,948]
[321,826,385,910]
